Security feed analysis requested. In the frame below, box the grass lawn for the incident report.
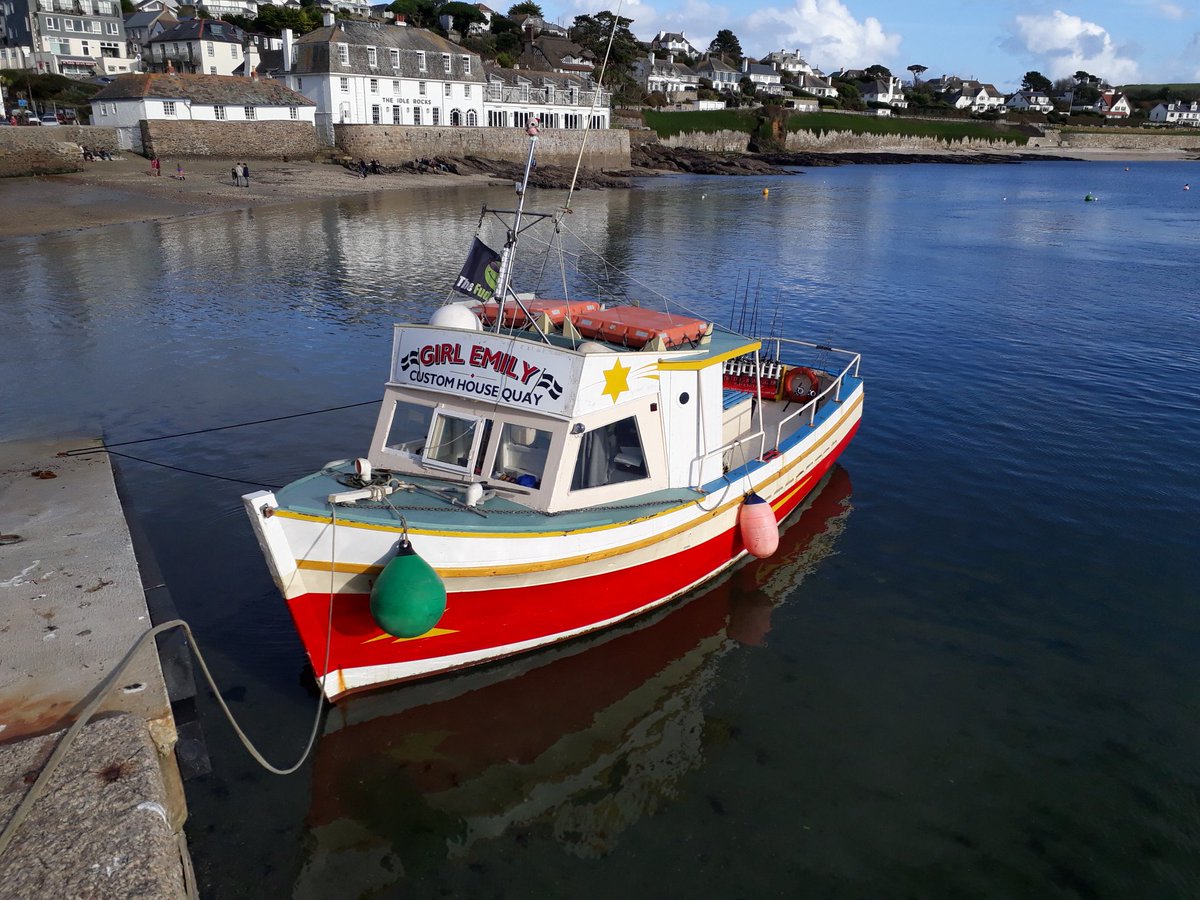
[642,109,1027,144]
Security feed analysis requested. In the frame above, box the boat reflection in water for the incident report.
[298,466,854,894]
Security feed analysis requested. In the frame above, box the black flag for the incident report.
[453,238,502,302]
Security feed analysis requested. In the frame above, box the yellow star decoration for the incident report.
[601,359,631,403]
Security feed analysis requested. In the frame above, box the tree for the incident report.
[387,0,437,28]
[439,1,484,33]
[707,29,742,63]
[906,64,926,85]
[507,1,542,15]
[571,11,641,105]
[864,63,892,79]
[1021,70,1053,93]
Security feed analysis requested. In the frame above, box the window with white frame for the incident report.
[418,80,426,95]
[209,66,216,74]
[336,42,348,65]
[464,84,470,97]
[163,100,176,115]
[97,0,112,11]
[339,76,349,91]
[296,76,302,90]
[244,106,255,119]
[416,50,425,71]
[52,38,70,53]
[466,109,477,126]
[44,15,57,28]
[80,40,89,54]
[431,107,439,125]
[442,53,450,73]
[64,18,75,29]
[389,48,398,68]
[367,46,376,67]
[392,79,399,93]
[105,20,117,33]
[444,82,450,97]
[392,105,400,124]
[289,106,298,120]
[207,41,213,56]
[214,104,226,119]
[371,104,380,123]
[413,106,421,125]
[369,78,378,93]
[461,55,470,74]
[231,44,238,58]
[89,20,99,32]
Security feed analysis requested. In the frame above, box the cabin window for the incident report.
[385,399,435,456]
[571,416,647,491]
[423,410,484,474]
[491,423,551,489]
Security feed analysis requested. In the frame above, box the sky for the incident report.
[538,0,1200,89]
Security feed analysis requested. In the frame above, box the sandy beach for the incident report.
[1,145,1193,240]
[0,156,494,239]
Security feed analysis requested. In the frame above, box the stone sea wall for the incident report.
[140,120,326,160]
[0,125,119,177]
[334,124,631,169]
[662,128,1028,153]
[1051,130,1200,150]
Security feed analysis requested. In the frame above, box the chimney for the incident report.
[323,11,334,27]
[741,58,749,73]
[281,26,293,72]
[394,13,406,25]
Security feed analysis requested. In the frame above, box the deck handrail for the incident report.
[694,429,767,488]
[772,344,862,445]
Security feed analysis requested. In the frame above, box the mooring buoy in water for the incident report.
[370,538,446,638]
[739,493,779,559]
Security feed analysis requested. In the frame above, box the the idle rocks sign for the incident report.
[392,328,578,416]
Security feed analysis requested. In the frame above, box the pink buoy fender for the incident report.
[739,492,780,559]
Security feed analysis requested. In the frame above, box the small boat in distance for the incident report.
[243,128,865,701]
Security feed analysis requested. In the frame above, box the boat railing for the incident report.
[694,428,768,486]
[768,339,862,444]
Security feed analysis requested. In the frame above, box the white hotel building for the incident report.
[283,16,485,127]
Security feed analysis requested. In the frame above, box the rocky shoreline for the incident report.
[375,144,1089,188]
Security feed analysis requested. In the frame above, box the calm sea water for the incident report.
[3,160,1200,898]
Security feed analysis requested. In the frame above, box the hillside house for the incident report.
[1005,91,1053,113]
[144,19,245,76]
[694,56,739,93]
[741,59,782,95]
[516,34,594,75]
[1149,100,1200,126]
[649,31,699,59]
[635,52,699,99]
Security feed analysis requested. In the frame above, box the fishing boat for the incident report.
[297,469,853,893]
[242,128,865,701]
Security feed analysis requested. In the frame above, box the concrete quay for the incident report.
[0,438,189,898]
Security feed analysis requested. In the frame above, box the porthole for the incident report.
[679,392,690,405]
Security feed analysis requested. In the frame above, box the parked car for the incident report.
[39,114,62,126]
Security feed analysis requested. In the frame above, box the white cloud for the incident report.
[1156,3,1185,21]
[740,0,901,71]
[1010,10,1139,83]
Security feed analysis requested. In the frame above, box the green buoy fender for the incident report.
[369,539,447,638]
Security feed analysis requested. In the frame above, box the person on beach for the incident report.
[231,164,240,187]
[241,163,250,188]
[150,155,161,176]
[358,159,368,178]
[175,162,185,180]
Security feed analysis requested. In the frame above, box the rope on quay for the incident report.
[56,398,382,487]
[59,399,381,456]
[0,512,341,887]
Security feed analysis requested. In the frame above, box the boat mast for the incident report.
[491,125,539,333]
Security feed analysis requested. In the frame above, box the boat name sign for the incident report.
[392,327,581,416]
